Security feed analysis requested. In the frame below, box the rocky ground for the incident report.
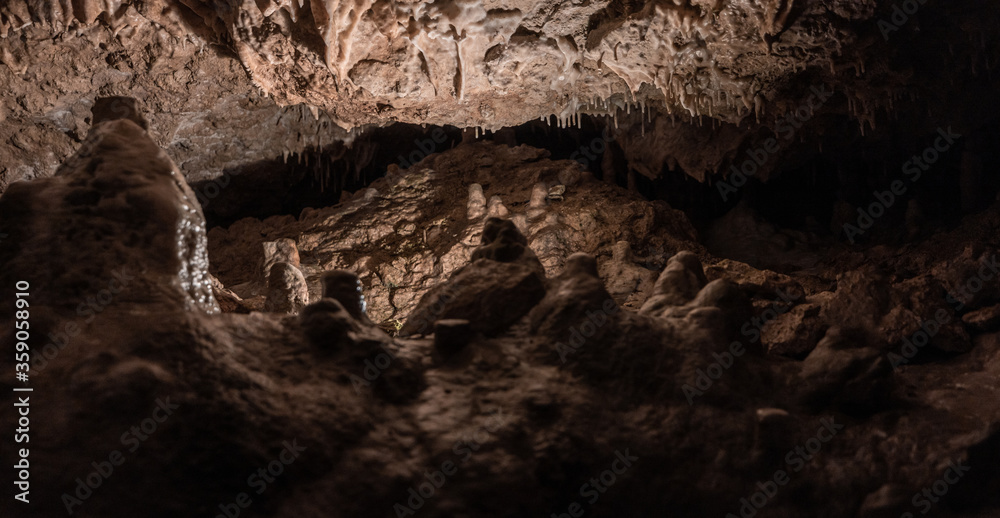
[206,141,698,324]
[2,112,1000,517]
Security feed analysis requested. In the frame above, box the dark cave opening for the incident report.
[195,113,1000,252]
[191,123,467,228]
[193,113,713,228]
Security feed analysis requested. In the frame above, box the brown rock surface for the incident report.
[0,117,219,313]
[207,141,696,325]
[265,261,310,314]
[4,132,1000,517]
[401,223,548,337]
[4,12,1000,512]
[2,0,999,191]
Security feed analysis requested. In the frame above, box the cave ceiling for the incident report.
[1,0,999,189]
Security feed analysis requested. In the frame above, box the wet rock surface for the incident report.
[0,117,219,313]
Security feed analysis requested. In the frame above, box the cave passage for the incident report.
[5,0,1000,516]
[195,113,1000,255]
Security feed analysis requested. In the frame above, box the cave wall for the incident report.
[2,0,999,191]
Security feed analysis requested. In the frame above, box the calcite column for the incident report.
[0,113,219,313]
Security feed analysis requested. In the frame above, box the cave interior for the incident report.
[2,0,1000,517]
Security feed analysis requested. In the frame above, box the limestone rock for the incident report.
[434,319,473,356]
[598,241,657,309]
[5,155,1000,518]
[401,220,548,337]
[265,262,309,314]
[0,118,219,313]
[762,302,826,358]
[640,251,709,315]
[299,298,362,349]
[321,270,374,325]
[91,96,149,130]
[529,252,620,342]
[262,238,301,278]
[529,182,548,209]
[471,217,546,277]
[487,195,510,218]
[798,327,893,414]
[964,304,1000,333]
[857,484,912,518]
[400,259,546,337]
[688,279,753,337]
[208,142,697,325]
[527,182,548,219]
[209,274,249,314]
[467,183,486,219]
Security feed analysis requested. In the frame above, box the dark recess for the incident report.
[195,114,1000,248]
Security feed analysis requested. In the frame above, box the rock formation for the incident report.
[0,112,219,314]
[2,2,1000,517]
[2,0,999,190]
[4,118,1000,517]
[265,261,310,314]
[400,217,547,337]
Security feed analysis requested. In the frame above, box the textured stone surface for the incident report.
[262,238,302,276]
[433,318,474,355]
[2,0,999,190]
[798,326,894,414]
[0,0,805,127]
[599,240,658,308]
[762,301,827,358]
[964,304,1000,333]
[0,117,219,313]
[320,269,374,324]
[529,252,617,342]
[4,132,1000,517]
[207,141,696,324]
[265,261,310,314]
[639,250,709,315]
[0,17,347,191]
[400,244,547,337]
